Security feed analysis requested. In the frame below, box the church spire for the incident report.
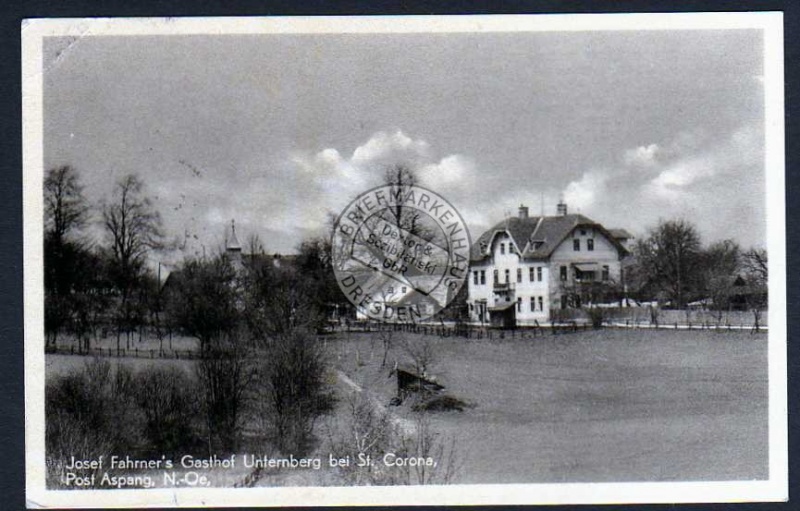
[227,219,242,251]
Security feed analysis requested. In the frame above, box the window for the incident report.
[602,265,610,281]
[493,269,498,284]
[504,269,510,283]
[530,296,536,311]
[587,239,594,251]
[517,268,522,283]
[537,267,543,282]
[388,286,394,294]
[500,243,505,255]
[529,267,535,282]
[580,229,587,236]
[401,286,407,293]
[573,239,580,251]
[538,296,543,311]
[560,266,567,281]
[480,270,486,285]
[473,271,479,285]
[517,297,522,312]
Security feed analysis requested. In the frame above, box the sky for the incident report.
[42,28,767,268]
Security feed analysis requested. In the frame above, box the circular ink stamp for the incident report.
[332,184,471,323]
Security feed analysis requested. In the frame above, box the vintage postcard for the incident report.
[23,13,786,508]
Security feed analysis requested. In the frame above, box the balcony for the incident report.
[492,282,515,304]
[493,281,514,292]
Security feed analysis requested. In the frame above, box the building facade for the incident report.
[468,202,630,326]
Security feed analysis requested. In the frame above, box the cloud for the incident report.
[563,169,610,210]
[421,154,476,189]
[624,143,661,167]
[351,130,431,169]
[645,122,762,201]
[646,156,715,199]
[287,130,480,231]
[540,121,765,250]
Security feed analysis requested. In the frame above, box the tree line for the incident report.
[630,219,768,315]
[45,165,340,485]
[44,165,345,353]
[555,220,767,326]
[44,166,164,352]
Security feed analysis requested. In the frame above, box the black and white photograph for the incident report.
[23,13,786,507]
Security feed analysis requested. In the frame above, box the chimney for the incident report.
[518,204,529,219]
[556,200,568,216]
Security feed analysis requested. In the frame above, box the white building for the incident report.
[468,202,630,327]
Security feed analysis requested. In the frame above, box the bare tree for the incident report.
[246,233,265,265]
[742,247,768,285]
[635,219,703,309]
[326,392,398,485]
[44,165,88,245]
[102,174,163,350]
[166,256,240,350]
[380,164,438,242]
[196,327,257,453]
[384,164,419,230]
[44,166,92,348]
[327,393,460,486]
[256,330,335,454]
[399,335,437,378]
[702,239,741,323]
[377,327,394,368]
[132,366,199,455]
[103,174,163,278]
[244,260,325,339]
[742,247,768,331]
[397,415,461,485]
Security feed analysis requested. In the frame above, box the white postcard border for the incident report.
[23,12,787,508]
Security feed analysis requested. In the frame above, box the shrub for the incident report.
[45,359,140,488]
[132,366,201,455]
[257,331,336,455]
[327,393,461,485]
[586,307,605,329]
[196,330,256,454]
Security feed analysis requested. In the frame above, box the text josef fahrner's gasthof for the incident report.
[61,453,438,488]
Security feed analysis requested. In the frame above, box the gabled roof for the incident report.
[470,214,629,262]
[608,228,633,240]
